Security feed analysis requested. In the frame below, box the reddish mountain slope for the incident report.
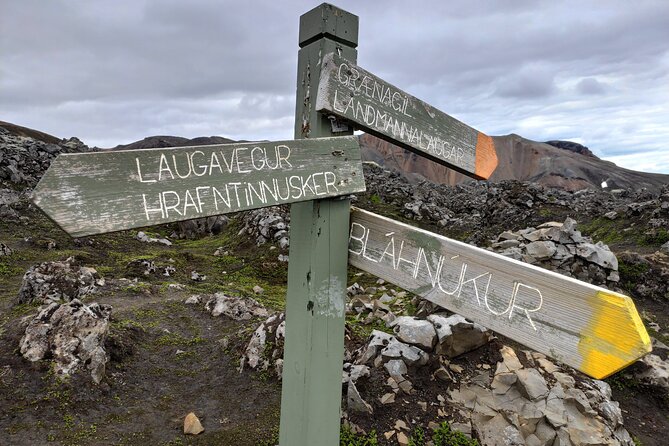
[360,133,669,192]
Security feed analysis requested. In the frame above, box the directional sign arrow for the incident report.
[317,52,498,180]
[32,136,365,237]
[348,208,651,379]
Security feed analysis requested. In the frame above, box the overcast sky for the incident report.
[2,1,668,173]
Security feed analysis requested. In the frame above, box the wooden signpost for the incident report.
[30,3,651,445]
[32,137,364,237]
[279,5,359,446]
[348,208,651,379]
[316,52,498,180]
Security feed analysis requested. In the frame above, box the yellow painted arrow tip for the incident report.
[474,132,498,180]
[578,291,652,379]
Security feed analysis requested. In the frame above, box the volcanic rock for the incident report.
[205,293,268,320]
[347,381,373,414]
[427,314,491,358]
[449,344,634,446]
[0,242,13,256]
[136,231,172,246]
[19,299,112,383]
[390,316,436,350]
[183,412,204,435]
[240,313,285,376]
[17,258,102,305]
[125,259,156,277]
[342,364,370,385]
[633,354,669,392]
[662,241,669,255]
[490,218,619,287]
[0,123,93,189]
[174,215,228,239]
[239,206,290,248]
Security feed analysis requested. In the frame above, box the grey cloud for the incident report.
[576,78,607,95]
[0,0,297,107]
[357,2,669,97]
[493,65,556,99]
[1,0,668,173]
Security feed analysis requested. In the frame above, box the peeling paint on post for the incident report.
[279,4,360,446]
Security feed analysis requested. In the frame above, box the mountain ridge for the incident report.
[0,120,62,145]
[359,133,669,193]
[2,119,668,193]
[111,135,236,150]
[2,119,669,445]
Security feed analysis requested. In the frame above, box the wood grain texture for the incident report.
[316,52,498,180]
[298,3,358,47]
[31,137,365,237]
[348,208,650,379]
[279,5,359,446]
[475,133,497,179]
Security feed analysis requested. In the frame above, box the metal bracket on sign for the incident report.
[328,115,351,133]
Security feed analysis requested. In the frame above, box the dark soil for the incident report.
[345,339,505,440]
[609,378,669,446]
[2,192,669,445]
[0,294,281,445]
[0,209,283,445]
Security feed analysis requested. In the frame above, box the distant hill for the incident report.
[360,133,669,193]
[0,120,61,145]
[112,135,235,150]
[3,118,668,193]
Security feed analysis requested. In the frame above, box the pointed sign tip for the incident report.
[474,133,498,180]
[349,208,651,379]
[577,291,651,379]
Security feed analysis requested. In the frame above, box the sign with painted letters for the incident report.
[29,10,649,446]
[316,52,498,180]
[32,136,365,237]
[348,207,651,379]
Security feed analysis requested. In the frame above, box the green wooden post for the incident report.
[279,3,358,445]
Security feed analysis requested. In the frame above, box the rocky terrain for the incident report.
[0,126,92,189]
[1,122,669,445]
[360,133,669,193]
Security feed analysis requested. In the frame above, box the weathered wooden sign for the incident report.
[28,4,650,445]
[316,52,498,180]
[32,136,365,237]
[348,207,651,379]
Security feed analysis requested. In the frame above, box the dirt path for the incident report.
[0,289,282,445]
